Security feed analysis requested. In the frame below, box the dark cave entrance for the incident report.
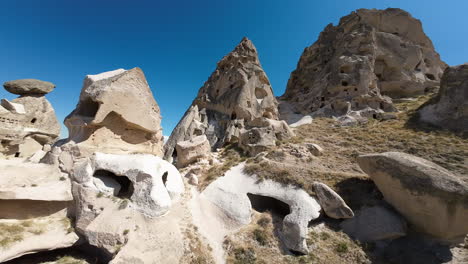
[93,170,134,199]
[76,98,100,117]
[247,193,291,218]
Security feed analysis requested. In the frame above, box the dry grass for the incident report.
[182,224,215,264]
[0,220,47,248]
[54,255,89,264]
[198,144,248,190]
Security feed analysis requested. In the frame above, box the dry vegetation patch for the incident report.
[0,220,47,248]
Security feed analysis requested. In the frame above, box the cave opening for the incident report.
[162,171,168,186]
[30,118,37,124]
[93,170,134,199]
[425,73,436,81]
[76,98,100,117]
[247,193,291,218]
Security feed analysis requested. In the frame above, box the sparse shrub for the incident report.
[96,192,104,198]
[335,242,349,253]
[59,176,66,181]
[252,228,269,246]
[257,216,270,228]
[320,232,331,240]
[233,247,256,264]
[31,184,38,187]
[119,199,129,210]
[123,229,129,235]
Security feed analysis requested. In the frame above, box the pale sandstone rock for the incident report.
[358,152,468,242]
[0,94,60,158]
[165,37,291,160]
[312,181,353,219]
[71,153,185,258]
[341,205,407,241]
[419,63,468,133]
[282,8,446,118]
[175,135,210,168]
[3,79,55,95]
[61,67,164,162]
[203,163,321,254]
[306,143,324,156]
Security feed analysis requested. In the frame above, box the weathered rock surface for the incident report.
[0,86,60,158]
[60,68,164,162]
[419,63,468,133]
[341,205,407,242]
[0,159,78,262]
[312,181,353,219]
[282,8,446,118]
[202,163,321,254]
[71,153,184,256]
[3,79,55,95]
[175,135,210,168]
[165,37,292,161]
[358,152,468,241]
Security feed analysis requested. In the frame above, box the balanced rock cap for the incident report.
[3,79,56,95]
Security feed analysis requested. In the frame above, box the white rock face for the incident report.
[73,152,184,217]
[202,163,321,254]
[341,205,407,242]
[175,135,211,168]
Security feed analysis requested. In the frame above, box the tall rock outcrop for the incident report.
[418,63,468,134]
[54,68,164,165]
[0,79,60,158]
[282,8,446,117]
[165,37,292,161]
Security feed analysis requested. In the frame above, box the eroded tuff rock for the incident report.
[201,163,321,254]
[71,153,184,256]
[312,181,354,219]
[56,68,164,164]
[419,63,468,133]
[282,8,446,118]
[175,135,211,168]
[0,80,60,158]
[358,152,468,242]
[0,159,78,262]
[165,37,293,162]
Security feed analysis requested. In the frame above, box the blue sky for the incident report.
[1,0,467,137]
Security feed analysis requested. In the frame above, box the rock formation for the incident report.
[175,135,211,168]
[0,79,60,158]
[312,181,354,219]
[164,37,293,162]
[282,8,446,118]
[419,63,468,133]
[201,163,321,254]
[358,152,468,242]
[58,68,164,162]
[0,159,78,262]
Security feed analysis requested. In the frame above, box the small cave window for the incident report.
[193,129,203,136]
[162,171,168,186]
[76,98,100,117]
[425,73,436,81]
[376,74,383,81]
[341,81,349,87]
[354,88,358,91]
[392,32,399,36]
[93,170,134,199]
[321,97,325,102]
[379,102,384,109]
[14,152,20,157]
[372,114,377,119]
[230,84,234,89]
[231,112,237,120]
[247,193,291,218]
[30,118,37,124]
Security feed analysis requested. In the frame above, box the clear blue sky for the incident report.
[1,0,467,137]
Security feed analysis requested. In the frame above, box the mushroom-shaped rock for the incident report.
[312,182,354,219]
[357,152,468,242]
[419,63,468,133]
[203,163,321,254]
[3,79,55,95]
[175,135,211,168]
[61,68,164,160]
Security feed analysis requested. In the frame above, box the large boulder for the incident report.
[3,79,55,95]
[0,82,60,158]
[164,37,292,161]
[57,68,164,164]
[175,135,211,168]
[282,8,446,118]
[357,152,468,241]
[419,63,468,133]
[202,163,321,254]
